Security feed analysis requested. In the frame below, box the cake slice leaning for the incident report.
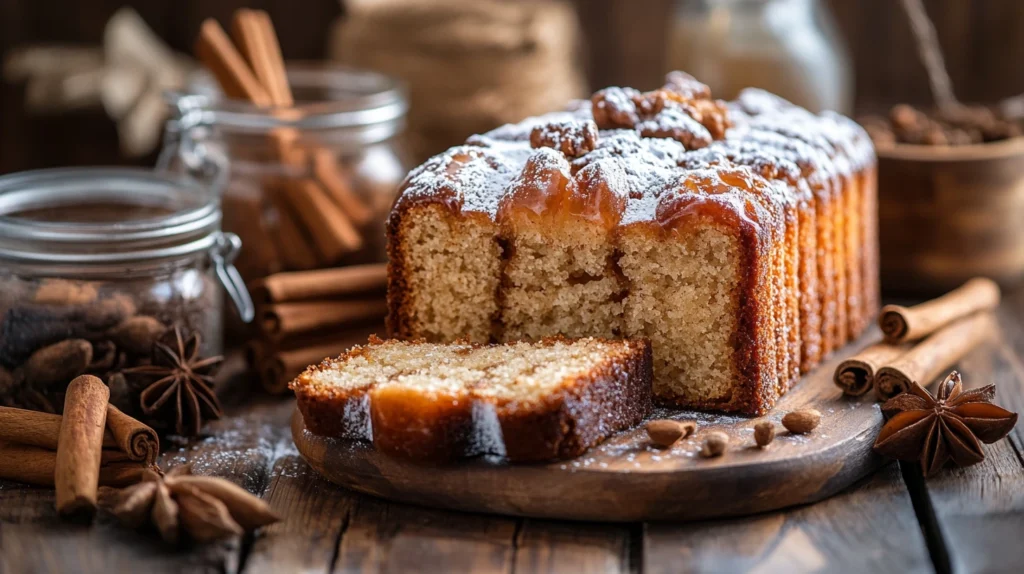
[291,336,652,462]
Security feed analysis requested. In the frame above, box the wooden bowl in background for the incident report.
[877,137,1024,295]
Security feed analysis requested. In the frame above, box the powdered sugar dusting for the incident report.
[394,74,875,231]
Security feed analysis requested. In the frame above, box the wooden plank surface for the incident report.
[642,463,933,574]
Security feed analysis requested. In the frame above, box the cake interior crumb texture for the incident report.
[619,222,743,406]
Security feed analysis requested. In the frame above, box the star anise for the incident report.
[123,326,223,437]
[107,464,279,545]
[874,371,1018,476]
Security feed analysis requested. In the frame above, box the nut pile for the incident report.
[860,104,1022,147]
[0,278,217,420]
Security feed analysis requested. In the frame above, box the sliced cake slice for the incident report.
[291,336,652,462]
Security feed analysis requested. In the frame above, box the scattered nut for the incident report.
[782,409,821,434]
[645,419,696,448]
[754,421,776,447]
[700,431,729,458]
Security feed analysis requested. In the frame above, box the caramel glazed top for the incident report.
[391,71,875,241]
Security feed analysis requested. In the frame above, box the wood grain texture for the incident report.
[241,454,356,574]
[643,463,933,574]
[336,498,517,574]
[292,332,887,522]
[513,521,631,574]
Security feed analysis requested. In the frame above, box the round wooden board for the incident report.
[292,336,886,522]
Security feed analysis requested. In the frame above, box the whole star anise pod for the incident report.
[123,326,223,437]
[874,371,1018,476]
[108,464,279,545]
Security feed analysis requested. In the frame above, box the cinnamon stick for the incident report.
[260,329,377,394]
[231,9,292,108]
[0,442,146,488]
[55,375,110,519]
[285,178,364,261]
[269,190,322,270]
[106,405,160,464]
[260,299,387,342]
[0,405,157,464]
[251,263,387,305]
[269,131,363,260]
[879,277,1000,344]
[833,342,910,396]
[232,9,293,107]
[314,149,374,226]
[875,312,995,401]
[195,19,272,106]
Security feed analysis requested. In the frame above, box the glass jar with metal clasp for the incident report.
[0,166,253,412]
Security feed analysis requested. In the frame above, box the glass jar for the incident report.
[667,0,853,113]
[0,167,252,412]
[161,65,410,283]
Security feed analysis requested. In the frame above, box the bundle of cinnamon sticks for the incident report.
[196,9,378,279]
[0,375,159,520]
[834,277,1001,400]
[248,263,387,393]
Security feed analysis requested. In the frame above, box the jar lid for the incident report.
[169,64,408,146]
[0,167,221,264]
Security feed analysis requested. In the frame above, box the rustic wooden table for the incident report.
[4,290,1024,574]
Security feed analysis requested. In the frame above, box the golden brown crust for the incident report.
[385,197,415,340]
[494,340,652,461]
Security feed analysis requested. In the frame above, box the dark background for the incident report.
[2,0,1023,173]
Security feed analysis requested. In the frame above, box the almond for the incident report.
[754,420,776,447]
[700,431,728,458]
[782,409,821,434]
[645,419,696,448]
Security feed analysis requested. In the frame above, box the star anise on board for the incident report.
[107,464,279,545]
[123,326,223,437]
[873,371,1018,476]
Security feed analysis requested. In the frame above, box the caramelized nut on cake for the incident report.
[782,409,821,434]
[700,431,729,458]
[530,119,599,158]
[663,70,712,100]
[591,87,641,129]
[637,108,713,150]
[754,421,776,447]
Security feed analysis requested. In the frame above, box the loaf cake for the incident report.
[387,72,877,415]
[291,336,652,462]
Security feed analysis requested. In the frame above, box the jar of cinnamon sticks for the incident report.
[0,167,253,414]
[162,64,410,283]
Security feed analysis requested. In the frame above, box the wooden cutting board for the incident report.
[292,334,885,522]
